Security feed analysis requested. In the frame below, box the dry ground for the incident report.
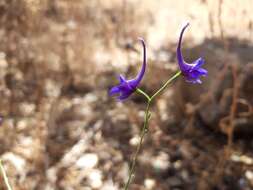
[0,0,252,189]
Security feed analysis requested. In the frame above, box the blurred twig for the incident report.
[0,160,13,190]
[228,64,239,147]
[218,0,229,52]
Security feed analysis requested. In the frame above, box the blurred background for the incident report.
[0,0,252,189]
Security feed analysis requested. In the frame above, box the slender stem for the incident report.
[0,160,13,190]
[136,88,151,101]
[150,71,181,100]
[124,100,151,190]
[124,71,181,189]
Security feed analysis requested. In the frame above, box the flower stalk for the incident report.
[124,99,151,190]
[124,71,181,190]
[150,70,181,100]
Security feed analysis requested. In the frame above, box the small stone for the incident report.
[46,168,57,183]
[101,180,118,190]
[181,170,189,180]
[2,152,26,173]
[174,160,182,169]
[240,155,253,165]
[19,102,35,116]
[231,154,253,165]
[83,93,98,103]
[245,170,253,180]
[76,154,98,169]
[66,19,77,29]
[129,136,140,146]
[45,79,61,98]
[144,178,156,189]
[16,120,28,130]
[152,152,170,171]
[88,169,102,189]
[0,52,8,68]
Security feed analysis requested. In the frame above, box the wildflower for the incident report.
[177,23,208,84]
[109,38,146,100]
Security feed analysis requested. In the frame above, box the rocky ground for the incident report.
[0,0,252,189]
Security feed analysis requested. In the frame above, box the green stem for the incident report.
[136,88,151,101]
[0,160,13,190]
[124,71,181,190]
[124,100,151,190]
[150,71,181,100]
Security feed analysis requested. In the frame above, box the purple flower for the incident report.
[177,23,208,84]
[109,38,147,101]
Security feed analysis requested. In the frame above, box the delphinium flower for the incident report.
[109,38,146,100]
[177,23,208,84]
[109,23,208,190]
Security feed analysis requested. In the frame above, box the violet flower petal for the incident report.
[177,23,208,84]
[109,38,147,101]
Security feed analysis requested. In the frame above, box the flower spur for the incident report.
[177,23,208,84]
[109,38,147,100]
